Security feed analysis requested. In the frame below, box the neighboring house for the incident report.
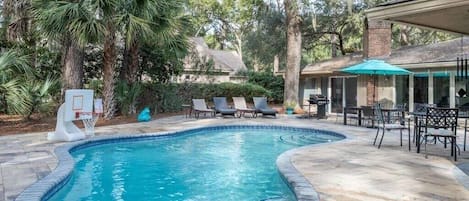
[172,37,247,84]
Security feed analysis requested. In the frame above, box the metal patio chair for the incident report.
[373,103,410,150]
[422,107,459,161]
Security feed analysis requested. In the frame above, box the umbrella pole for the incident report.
[373,75,376,104]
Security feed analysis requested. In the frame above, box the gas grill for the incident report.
[309,94,329,119]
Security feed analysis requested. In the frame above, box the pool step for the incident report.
[260,196,289,201]
[280,134,325,146]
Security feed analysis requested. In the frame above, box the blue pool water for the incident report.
[48,126,344,201]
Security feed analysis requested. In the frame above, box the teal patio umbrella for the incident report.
[341,59,411,103]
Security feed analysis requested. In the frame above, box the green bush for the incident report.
[247,71,284,103]
[24,76,60,118]
[115,81,143,115]
[139,82,272,113]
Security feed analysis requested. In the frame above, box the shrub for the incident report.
[24,76,60,119]
[247,71,284,103]
[139,82,272,113]
[115,81,143,115]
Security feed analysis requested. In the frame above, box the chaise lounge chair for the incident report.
[213,97,237,117]
[192,99,215,118]
[233,97,257,118]
[253,97,277,118]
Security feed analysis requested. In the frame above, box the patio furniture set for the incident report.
[188,97,277,119]
[344,103,469,161]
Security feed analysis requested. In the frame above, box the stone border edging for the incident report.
[15,125,346,201]
[276,130,353,201]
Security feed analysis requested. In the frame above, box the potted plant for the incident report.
[284,101,296,115]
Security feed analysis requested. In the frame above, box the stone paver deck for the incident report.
[1,115,468,201]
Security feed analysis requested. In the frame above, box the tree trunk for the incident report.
[121,39,139,84]
[234,33,243,62]
[400,26,411,46]
[284,0,302,107]
[273,54,279,74]
[62,38,84,91]
[121,41,130,82]
[128,40,139,84]
[103,22,117,119]
[331,34,338,57]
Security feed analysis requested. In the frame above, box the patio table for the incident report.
[343,106,404,127]
[182,104,192,118]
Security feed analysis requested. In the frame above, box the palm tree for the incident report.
[0,50,32,114]
[33,0,103,92]
[3,0,33,42]
[95,0,119,119]
[119,0,187,84]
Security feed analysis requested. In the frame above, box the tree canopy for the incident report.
[0,0,458,118]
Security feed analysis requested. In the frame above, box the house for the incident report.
[173,37,248,84]
[285,6,469,114]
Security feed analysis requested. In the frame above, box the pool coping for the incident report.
[15,124,346,201]
[276,129,353,201]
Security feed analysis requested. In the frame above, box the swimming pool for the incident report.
[26,126,344,201]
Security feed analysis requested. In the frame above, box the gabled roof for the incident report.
[385,37,469,65]
[301,37,469,75]
[186,37,247,74]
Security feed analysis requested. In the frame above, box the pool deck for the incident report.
[1,115,469,201]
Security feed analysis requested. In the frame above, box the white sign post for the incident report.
[47,89,94,142]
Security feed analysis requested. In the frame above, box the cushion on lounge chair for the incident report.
[259,108,276,115]
[253,97,276,117]
[213,97,236,116]
[218,108,237,115]
[233,97,250,110]
[192,99,214,112]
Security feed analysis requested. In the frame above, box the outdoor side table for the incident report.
[236,109,257,118]
[182,104,192,118]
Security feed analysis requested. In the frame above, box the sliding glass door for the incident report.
[330,77,357,113]
[331,78,344,113]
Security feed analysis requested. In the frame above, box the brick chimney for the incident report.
[363,19,391,58]
[363,19,391,105]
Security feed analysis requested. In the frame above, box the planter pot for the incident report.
[286,108,294,115]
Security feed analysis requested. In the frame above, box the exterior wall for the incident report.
[173,73,247,84]
[377,76,395,108]
[174,74,231,84]
[299,77,324,113]
[366,76,375,105]
[363,20,392,58]
[357,76,368,106]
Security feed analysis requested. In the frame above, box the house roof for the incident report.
[301,54,363,75]
[385,37,469,66]
[187,37,247,74]
[301,37,469,75]
[366,0,469,35]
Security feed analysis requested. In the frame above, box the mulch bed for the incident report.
[0,112,183,136]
